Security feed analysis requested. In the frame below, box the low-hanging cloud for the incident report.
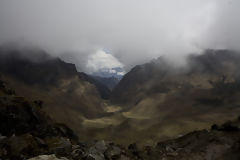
[86,50,124,73]
[0,0,239,72]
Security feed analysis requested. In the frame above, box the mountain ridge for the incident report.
[1,47,240,148]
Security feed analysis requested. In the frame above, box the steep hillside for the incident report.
[0,78,134,160]
[0,79,79,159]
[111,49,240,106]
[0,48,77,86]
[100,49,240,145]
[78,72,112,99]
[92,76,119,90]
[0,47,110,141]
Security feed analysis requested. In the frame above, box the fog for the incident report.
[0,0,239,72]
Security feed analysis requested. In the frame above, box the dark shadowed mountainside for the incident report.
[92,76,119,90]
[78,72,112,99]
[111,49,240,105]
[0,47,114,142]
[0,48,77,86]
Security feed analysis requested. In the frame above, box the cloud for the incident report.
[86,50,124,73]
[198,0,240,51]
[109,69,117,74]
[0,0,239,71]
[117,72,125,76]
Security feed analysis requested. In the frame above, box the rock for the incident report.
[0,134,6,142]
[5,133,44,159]
[86,154,105,160]
[166,152,178,157]
[119,155,131,160]
[71,144,81,150]
[71,148,84,159]
[86,146,105,160]
[84,140,109,160]
[211,124,219,130]
[128,143,139,156]
[0,148,7,158]
[0,97,45,136]
[45,137,72,156]
[104,145,122,159]
[37,124,78,143]
[221,121,240,131]
[35,137,47,148]
[34,100,43,108]
[94,140,108,153]
[165,146,174,152]
[28,154,69,160]
[71,145,85,159]
[85,141,126,160]
[0,81,81,159]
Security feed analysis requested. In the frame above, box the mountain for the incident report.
[78,72,112,99]
[111,49,240,106]
[0,79,79,159]
[0,48,77,86]
[2,77,240,160]
[2,47,240,148]
[92,76,119,90]
[0,47,112,142]
[0,78,135,160]
[103,49,240,145]
[91,67,125,80]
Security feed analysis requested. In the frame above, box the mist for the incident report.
[0,0,239,73]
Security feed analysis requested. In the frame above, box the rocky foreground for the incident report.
[1,78,240,160]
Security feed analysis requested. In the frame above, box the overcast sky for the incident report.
[0,0,239,73]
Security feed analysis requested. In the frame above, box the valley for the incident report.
[1,48,240,148]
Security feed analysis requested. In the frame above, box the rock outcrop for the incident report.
[0,79,78,159]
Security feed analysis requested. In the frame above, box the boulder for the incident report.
[128,143,139,156]
[0,134,6,143]
[94,140,108,153]
[28,154,69,160]
[86,146,105,160]
[84,140,108,160]
[70,145,85,159]
[104,145,122,159]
